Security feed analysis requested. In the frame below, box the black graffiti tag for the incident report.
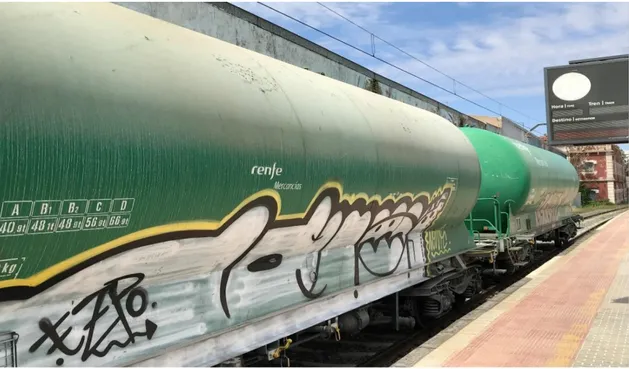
[29,273,158,366]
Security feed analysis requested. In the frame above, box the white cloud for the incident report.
[367,3,629,110]
[234,2,391,36]
[234,2,406,53]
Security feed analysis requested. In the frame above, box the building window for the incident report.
[581,161,596,173]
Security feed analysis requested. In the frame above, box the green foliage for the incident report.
[578,184,614,207]
[579,182,592,206]
[365,78,382,95]
[588,200,613,207]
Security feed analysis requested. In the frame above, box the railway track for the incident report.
[251,207,627,368]
[574,206,628,220]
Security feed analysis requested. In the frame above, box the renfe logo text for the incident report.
[251,163,283,180]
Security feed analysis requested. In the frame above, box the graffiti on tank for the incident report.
[513,142,532,155]
[217,183,454,318]
[534,157,549,168]
[0,182,455,368]
[535,207,559,227]
[1,182,453,326]
[424,229,451,263]
[534,189,563,227]
[29,273,157,366]
[540,189,563,207]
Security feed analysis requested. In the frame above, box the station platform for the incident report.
[397,210,629,367]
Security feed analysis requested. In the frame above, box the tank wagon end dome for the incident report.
[460,127,579,232]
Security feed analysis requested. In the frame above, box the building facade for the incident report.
[562,145,628,204]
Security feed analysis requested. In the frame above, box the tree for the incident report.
[445,111,468,127]
[579,182,592,206]
[364,77,382,95]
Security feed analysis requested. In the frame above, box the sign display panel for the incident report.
[544,57,628,145]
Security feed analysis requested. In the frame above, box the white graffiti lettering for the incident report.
[213,183,454,318]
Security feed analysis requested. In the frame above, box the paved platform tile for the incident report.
[440,212,629,367]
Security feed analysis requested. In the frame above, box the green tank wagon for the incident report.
[461,127,579,238]
[0,3,482,367]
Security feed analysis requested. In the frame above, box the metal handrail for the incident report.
[502,200,516,236]
[466,197,517,239]
[0,332,18,368]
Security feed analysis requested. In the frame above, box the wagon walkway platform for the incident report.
[396,210,629,367]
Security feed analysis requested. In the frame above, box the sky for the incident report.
[233,1,629,151]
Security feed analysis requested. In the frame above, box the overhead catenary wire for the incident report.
[256,2,501,117]
[257,2,542,132]
[316,2,542,126]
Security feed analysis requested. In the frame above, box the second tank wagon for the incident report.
[461,127,579,237]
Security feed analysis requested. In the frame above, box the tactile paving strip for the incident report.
[573,250,629,367]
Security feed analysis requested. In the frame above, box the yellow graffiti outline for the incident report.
[424,228,452,263]
[0,181,454,290]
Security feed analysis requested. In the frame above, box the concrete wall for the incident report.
[501,116,543,148]
[503,119,565,157]
[117,2,489,129]
[474,115,565,157]
[500,116,527,143]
